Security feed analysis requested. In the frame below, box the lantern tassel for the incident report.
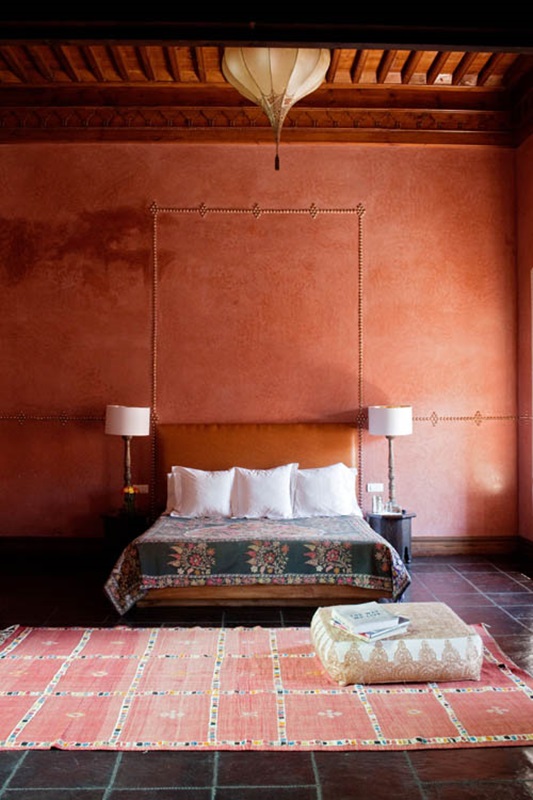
[275,130,281,170]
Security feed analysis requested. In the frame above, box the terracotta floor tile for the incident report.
[422,780,533,799]
[0,752,25,784]
[216,789,316,800]
[505,606,533,623]
[409,746,533,781]
[314,751,424,799]
[218,751,315,785]
[113,751,215,788]
[485,592,533,607]
[7,750,118,789]
[458,607,530,634]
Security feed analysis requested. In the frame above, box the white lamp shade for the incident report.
[222,48,330,119]
[368,406,413,437]
[222,47,330,168]
[105,405,150,437]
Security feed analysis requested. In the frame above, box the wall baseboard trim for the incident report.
[412,535,518,557]
[0,536,104,570]
[517,535,533,561]
[0,534,528,570]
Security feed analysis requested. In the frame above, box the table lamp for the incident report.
[105,405,150,513]
[368,405,412,512]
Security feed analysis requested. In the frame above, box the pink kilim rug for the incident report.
[0,623,532,751]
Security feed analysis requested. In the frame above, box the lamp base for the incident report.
[384,501,403,514]
[122,483,139,515]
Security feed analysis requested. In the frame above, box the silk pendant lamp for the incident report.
[222,47,331,170]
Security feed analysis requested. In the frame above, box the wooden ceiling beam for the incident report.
[52,44,82,82]
[452,52,477,85]
[350,50,368,83]
[477,52,505,86]
[0,45,30,82]
[24,45,54,81]
[377,49,397,83]
[194,46,207,82]
[81,45,106,82]
[0,82,510,111]
[426,52,450,85]
[107,45,129,81]
[137,45,156,81]
[165,45,182,81]
[326,48,342,82]
[402,50,423,84]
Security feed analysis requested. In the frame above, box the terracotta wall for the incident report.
[0,141,519,544]
[517,135,533,543]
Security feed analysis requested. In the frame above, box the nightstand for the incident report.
[102,511,150,564]
[365,511,415,564]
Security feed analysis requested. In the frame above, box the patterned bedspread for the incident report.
[104,515,411,614]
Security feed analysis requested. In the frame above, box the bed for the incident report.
[104,423,411,614]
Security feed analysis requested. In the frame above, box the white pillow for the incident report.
[169,466,235,517]
[293,463,363,518]
[165,472,178,515]
[231,463,298,519]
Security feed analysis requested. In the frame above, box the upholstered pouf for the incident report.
[310,602,483,686]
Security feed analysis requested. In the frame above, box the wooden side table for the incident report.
[365,511,415,564]
[102,511,150,564]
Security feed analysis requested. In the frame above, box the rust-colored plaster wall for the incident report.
[0,141,519,544]
[518,135,533,543]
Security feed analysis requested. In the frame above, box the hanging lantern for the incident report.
[222,47,331,170]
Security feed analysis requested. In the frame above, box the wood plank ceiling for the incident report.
[0,16,532,148]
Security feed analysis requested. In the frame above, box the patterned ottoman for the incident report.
[311,602,483,686]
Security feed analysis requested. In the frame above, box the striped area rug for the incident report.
[0,623,531,750]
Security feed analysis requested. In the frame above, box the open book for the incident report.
[330,602,410,641]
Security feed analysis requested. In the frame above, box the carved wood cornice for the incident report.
[513,80,533,143]
[0,104,516,146]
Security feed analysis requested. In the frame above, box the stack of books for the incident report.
[330,601,410,641]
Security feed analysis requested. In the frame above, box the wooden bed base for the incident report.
[141,422,396,606]
[137,585,385,607]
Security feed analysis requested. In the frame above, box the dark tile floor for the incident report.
[1,551,533,799]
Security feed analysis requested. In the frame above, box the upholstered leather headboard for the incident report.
[155,422,358,510]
